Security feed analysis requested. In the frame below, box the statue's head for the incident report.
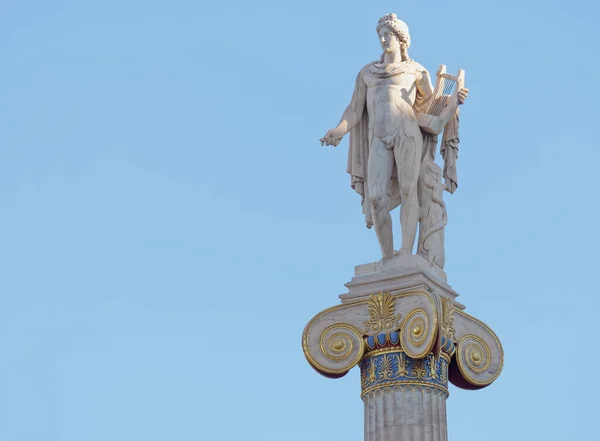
[376,13,410,54]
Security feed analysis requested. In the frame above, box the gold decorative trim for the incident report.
[456,334,493,384]
[363,347,450,363]
[363,291,402,333]
[407,310,428,346]
[400,307,437,359]
[361,380,449,398]
[363,346,403,357]
[319,324,356,361]
[310,323,365,375]
[441,298,455,341]
[302,302,366,375]
[465,338,491,374]
[454,310,504,386]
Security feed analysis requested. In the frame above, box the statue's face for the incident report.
[378,25,400,53]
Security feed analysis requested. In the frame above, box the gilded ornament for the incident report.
[320,326,356,361]
[306,323,366,376]
[368,358,378,384]
[427,355,438,381]
[455,333,499,387]
[400,308,436,358]
[363,292,402,333]
[395,352,409,377]
[362,381,449,398]
[464,340,490,373]
[329,333,349,354]
[409,318,427,345]
[441,298,456,342]
[411,359,427,379]
[381,354,395,380]
[452,310,504,387]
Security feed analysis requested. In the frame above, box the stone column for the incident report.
[302,257,503,441]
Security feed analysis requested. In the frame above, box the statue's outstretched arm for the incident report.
[321,70,367,147]
[339,71,367,133]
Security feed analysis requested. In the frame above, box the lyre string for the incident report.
[429,82,442,116]
[429,77,456,117]
[436,80,455,116]
[441,80,456,115]
[427,80,440,115]
[429,76,445,116]
[430,79,444,116]
[430,77,446,116]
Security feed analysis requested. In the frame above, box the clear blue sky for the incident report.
[1,1,598,440]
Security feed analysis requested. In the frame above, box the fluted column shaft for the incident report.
[363,386,447,441]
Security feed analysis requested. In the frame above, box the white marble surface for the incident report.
[354,253,446,279]
[364,386,448,441]
[340,254,464,310]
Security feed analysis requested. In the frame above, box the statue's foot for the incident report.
[378,251,397,266]
[394,248,411,256]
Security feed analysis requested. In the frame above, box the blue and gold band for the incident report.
[360,349,450,398]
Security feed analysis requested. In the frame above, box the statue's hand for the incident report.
[320,127,345,147]
[458,88,469,105]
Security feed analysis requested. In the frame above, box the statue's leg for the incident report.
[367,137,395,260]
[394,127,423,255]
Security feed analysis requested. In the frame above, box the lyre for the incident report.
[417,65,465,135]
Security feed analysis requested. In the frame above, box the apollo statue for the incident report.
[320,13,468,263]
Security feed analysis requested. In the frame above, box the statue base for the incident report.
[341,254,465,310]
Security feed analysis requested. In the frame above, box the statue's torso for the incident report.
[362,62,423,143]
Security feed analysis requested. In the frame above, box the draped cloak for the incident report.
[345,61,460,228]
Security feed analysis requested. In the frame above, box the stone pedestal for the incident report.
[302,256,503,441]
[341,255,464,309]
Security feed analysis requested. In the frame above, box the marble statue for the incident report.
[320,13,468,262]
